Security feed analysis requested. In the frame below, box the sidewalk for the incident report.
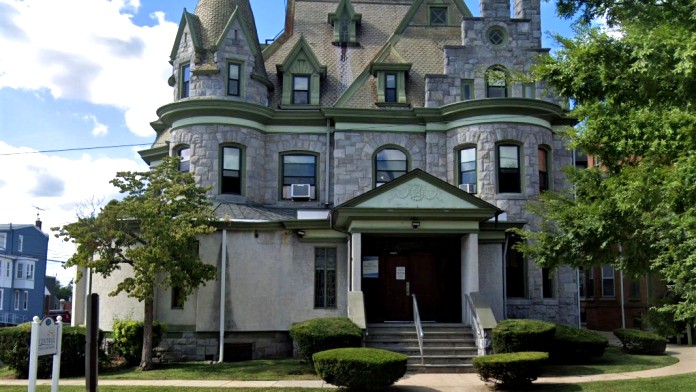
[3,345,694,391]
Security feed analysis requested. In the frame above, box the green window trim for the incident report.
[458,146,477,193]
[374,147,408,187]
[180,63,191,99]
[277,36,327,108]
[486,66,509,98]
[523,82,536,99]
[497,143,522,193]
[429,6,448,26]
[221,145,244,195]
[461,79,474,100]
[281,153,319,200]
[227,62,243,97]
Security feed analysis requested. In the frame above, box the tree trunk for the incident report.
[140,297,154,370]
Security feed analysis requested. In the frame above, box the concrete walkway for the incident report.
[4,345,694,391]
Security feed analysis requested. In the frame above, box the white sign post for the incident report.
[28,316,63,392]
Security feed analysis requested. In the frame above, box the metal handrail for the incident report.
[412,294,425,365]
[465,293,488,356]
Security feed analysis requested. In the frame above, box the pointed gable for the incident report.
[332,169,502,231]
[276,35,327,107]
[170,9,203,63]
[328,0,362,46]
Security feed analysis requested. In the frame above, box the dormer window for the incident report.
[370,46,411,106]
[385,74,397,102]
[328,0,361,46]
[277,37,327,108]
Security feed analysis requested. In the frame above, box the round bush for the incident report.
[551,324,608,362]
[613,328,667,355]
[492,319,556,354]
[313,347,407,391]
[289,317,362,363]
[112,319,166,366]
[473,351,548,387]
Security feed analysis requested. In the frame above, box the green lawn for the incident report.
[542,346,679,376]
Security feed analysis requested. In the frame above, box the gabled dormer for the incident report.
[370,45,412,106]
[328,0,362,46]
[276,36,327,108]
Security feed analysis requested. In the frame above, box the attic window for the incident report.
[430,7,448,26]
[329,0,361,46]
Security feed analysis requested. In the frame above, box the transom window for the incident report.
[498,144,521,193]
[385,73,397,103]
[459,147,477,193]
[221,146,242,195]
[430,6,447,25]
[314,247,337,308]
[178,147,190,173]
[538,148,549,192]
[282,154,317,200]
[292,76,310,104]
[486,67,508,98]
[375,148,407,186]
[228,63,241,97]
[180,64,190,98]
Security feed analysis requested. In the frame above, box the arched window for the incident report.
[486,66,508,98]
[375,148,407,187]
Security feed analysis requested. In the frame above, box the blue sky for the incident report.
[0,0,572,284]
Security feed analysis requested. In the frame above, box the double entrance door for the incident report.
[362,236,461,323]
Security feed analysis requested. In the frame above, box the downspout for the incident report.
[502,232,508,320]
[218,229,227,363]
[619,244,625,328]
[325,119,331,207]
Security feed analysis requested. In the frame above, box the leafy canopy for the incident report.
[517,0,696,320]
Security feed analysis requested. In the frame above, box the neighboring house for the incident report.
[74,0,578,359]
[0,220,49,326]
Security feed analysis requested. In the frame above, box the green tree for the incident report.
[517,0,696,321]
[55,280,73,301]
[53,157,217,370]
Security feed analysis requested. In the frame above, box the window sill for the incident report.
[375,102,410,108]
[495,193,528,200]
[506,298,529,304]
[279,104,321,110]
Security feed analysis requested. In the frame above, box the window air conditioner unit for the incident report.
[458,183,477,193]
[290,184,311,199]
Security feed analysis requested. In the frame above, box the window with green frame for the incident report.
[221,146,242,195]
[498,144,521,193]
[282,154,317,200]
[459,146,477,193]
[180,63,190,98]
[385,73,397,102]
[430,6,448,25]
[461,79,474,100]
[315,247,337,308]
[292,75,310,104]
[228,63,241,97]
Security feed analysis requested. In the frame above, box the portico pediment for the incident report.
[332,169,502,232]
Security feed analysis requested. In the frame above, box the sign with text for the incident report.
[362,256,379,278]
[38,317,58,356]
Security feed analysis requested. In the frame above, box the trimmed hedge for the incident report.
[313,347,407,391]
[492,319,556,354]
[289,317,362,363]
[473,351,548,387]
[550,324,608,362]
[0,322,103,379]
[613,328,667,355]
[112,319,166,366]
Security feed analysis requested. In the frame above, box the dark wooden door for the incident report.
[382,255,411,321]
[410,252,437,321]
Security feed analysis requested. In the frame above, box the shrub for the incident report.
[313,347,407,391]
[492,319,556,354]
[289,317,362,363]
[112,319,166,366]
[473,351,548,388]
[613,328,667,355]
[0,322,103,379]
[550,324,608,362]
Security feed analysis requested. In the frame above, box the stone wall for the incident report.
[156,331,292,362]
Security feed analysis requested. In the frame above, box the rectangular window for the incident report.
[523,83,536,98]
[178,147,191,172]
[601,265,615,297]
[228,63,241,96]
[461,79,474,100]
[314,248,337,308]
[630,279,641,300]
[459,147,477,193]
[4,260,9,278]
[575,150,588,169]
[14,290,20,310]
[171,286,184,309]
[498,144,521,193]
[282,154,317,199]
[538,148,549,192]
[0,289,3,310]
[292,75,310,104]
[578,267,585,298]
[18,235,23,252]
[506,237,526,298]
[26,263,34,280]
[0,233,6,249]
[542,268,555,298]
[180,64,191,98]
[23,290,28,310]
[430,6,448,25]
[587,267,595,297]
[16,263,24,279]
[221,146,242,195]
[385,73,397,103]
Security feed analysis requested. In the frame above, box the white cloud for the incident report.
[84,114,109,136]
[0,141,148,284]
[0,0,178,137]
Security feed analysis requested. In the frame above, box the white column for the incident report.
[218,229,227,363]
[461,234,479,324]
[351,233,362,291]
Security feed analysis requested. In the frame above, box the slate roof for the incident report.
[212,202,298,222]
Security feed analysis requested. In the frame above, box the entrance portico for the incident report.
[331,169,505,324]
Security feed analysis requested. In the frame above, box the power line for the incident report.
[0,143,151,156]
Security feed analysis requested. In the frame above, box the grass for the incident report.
[534,373,696,391]
[543,346,679,376]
